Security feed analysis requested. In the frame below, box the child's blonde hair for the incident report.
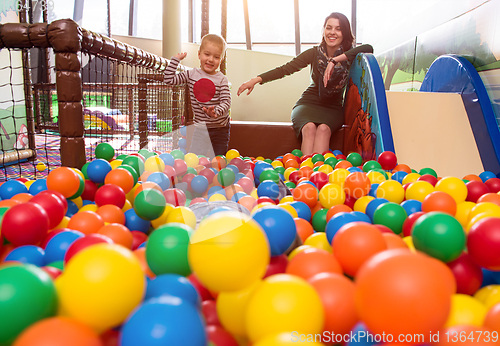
[200,34,227,58]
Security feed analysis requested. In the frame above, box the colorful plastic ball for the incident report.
[479,171,497,182]
[485,177,500,193]
[79,180,98,201]
[116,164,139,186]
[376,180,405,204]
[146,223,193,276]
[145,172,170,191]
[30,192,67,229]
[0,264,57,345]
[332,222,387,277]
[376,151,397,170]
[400,199,422,216]
[119,295,206,346]
[63,233,113,264]
[418,173,439,186]
[286,248,342,280]
[58,244,145,332]
[318,183,345,209]
[445,293,487,327]
[422,190,457,215]
[245,274,324,342]
[343,172,371,199]
[44,230,84,264]
[390,170,407,184]
[206,325,239,346]
[163,188,187,207]
[133,189,166,221]
[289,201,311,222]
[372,202,407,235]
[356,249,455,338]
[468,217,500,270]
[122,155,145,177]
[447,252,483,295]
[97,223,133,249]
[2,202,50,246]
[166,206,197,229]
[435,176,468,204]
[257,180,280,200]
[252,206,297,256]
[345,152,362,167]
[145,274,200,307]
[309,208,327,232]
[144,156,166,173]
[215,168,235,187]
[0,180,28,199]
[95,142,115,161]
[46,167,81,198]
[28,179,47,195]
[259,169,280,184]
[35,161,47,172]
[325,212,359,244]
[12,316,103,346]
[362,160,382,172]
[86,159,112,184]
[412,212,466,263]
[405,180,434,202]
[4,245,45,266]
[419,167,438,178]
[92,184,125,209]
[401,211,425,237]
[189,211,270,292]
[189,175,208,194]
[66,211,105,235]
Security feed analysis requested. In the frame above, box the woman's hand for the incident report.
[174,52,188,60]
[237,77,262,96]
[323,60,335,87]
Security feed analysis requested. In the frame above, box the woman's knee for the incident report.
[301,122,317,137]
[316,124,332,136]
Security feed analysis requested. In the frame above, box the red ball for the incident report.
[377,151,398,170]
[264,254,288,278]
[163,188,187,207]
[131,230,148,250]
[30,192,66,229]
[485,177,500,193]
[344,194,358,209]
[467,217,500,270]
[182,173,196,190]
[373,224,395,234]
[80,180,99,201]
[206,325,239,346]
[94,184,126,208]
[402,211,426,237]
[201,300,220,326]
[466,180,490,202]
[1,202,50,246]
[309,171,329,190]
[39,190,68,213]
[417,174,438,187]
[447,252,483,295]
[188,274,213,301]
[173,159,188,176]
[236,176,254,195]
[199,168,216,183]
[257,196,277,205]
[64,233,113,263]
[41,266,63,280]
[288,170,301,184]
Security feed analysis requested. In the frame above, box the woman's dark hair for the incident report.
[321,12,354,51]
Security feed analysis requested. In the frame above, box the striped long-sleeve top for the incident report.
[164,57,231,128]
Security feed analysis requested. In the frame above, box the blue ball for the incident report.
[178,137,187,149]
[125,209,151,233]
[82,199,94,206]
[28,179,47,195]
[257,180,280,200]
[138,241,147,249]
[145,274,200,307]
[351,211,372,223]
[234,172,246,183]
[479,171,497,182]
[482,268,499,287]
[325,212,359,244]
[253,161,273,181]
[4,245,45,266]
[120,295,206,346]
[252,206,296,256]
[289,201,312,222]
[147,172,171,191]
[86,159,112,184]
[44,230,85,264]
[207,186,224,198]
[159,153,175,167]
[347,167,363,173]
[179,125,187,137]
[391,171,408,184]
[332,149,343,156]
[231,191,247,203]
[346,322,380,346]
[190,175,209,194]
[225,164,240,176]
[180,148,187,155]
[365,198,389,221]
[400,199,422,216]
[0,180,28,199]
[65,199,79,217]
[368,183,379,197]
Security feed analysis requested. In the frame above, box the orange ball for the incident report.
[285,159,299,169]
[294,217,315,243]
[96,204,126,225]
[10,193,33,203]
[0,199,21,208]
[326,204,353,221]
[224,184,244,200]
[292,183,318,208]
[382,232,409,250]
[286,248,342,280]
[211,156,227,170]
[436,325,497,345]
[104,168,135,194]
[298,166,314,180]
[310,202,324,217]
[283,153,297,163]
[484,302,500,333]
[343,172,371,199]
[133,247,155,279]
[335,160,353,169]
[477,192,500,206]
[238,195,257,213]
[463,174,482,182]
[332,222,387,277]
[392,164,412,174]
[356,249,456,339]
[47,167,81,198]
[422,191,457,215]
[97,223,133,249]
[308,273,358,336]
[133,181,163,199]
[12,316,102,346]
[67,211,105,235]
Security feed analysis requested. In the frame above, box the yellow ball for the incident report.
[110,159,123,170]
[402,236,416,252]
[279,196,294,204]
[253,332,325,346]
[226,149,241,161]
[318,164,334,174]
[329,168,349,186]
[405,180,434,202]
[435,176,468,204]
[71,168,85,181]
[468,202,500,222]
[36,161,47,171]
[217,280,262,336]
[366,170,386,184]
[324,152,335,159]
[300,159,313,169]
[255,156,265,161]
[165,206,197,229]
[304,232,332,253]
[445,294,487,327]
[209,193,227,202]
[79,203,98,213]
[245,274,324,342]
[58,244,145,332]
[70,196,83,209]
[402,172,421,185]
[284,167,298,181]
[24,180,36,189]
[455,201,476,228]
[144,156,165,173]
[474,285,500,304]
[122,199,132,212]
[354,195,375,213]
[252,202,275,213]
[466,211,500,232]
[188,211,270,292]
[318,183,345,209]
[279,203,298,218]
[151,203,175,229]
[184,152,200,168]
[484,287,500,309]
[288,245,315,260]
[376,180,405,203]
[272,160,284,169]
[54,216,70,229]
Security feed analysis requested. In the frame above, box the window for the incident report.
[110,0,130,36]
[136,0,162,39]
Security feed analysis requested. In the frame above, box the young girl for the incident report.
[237,12,373,156]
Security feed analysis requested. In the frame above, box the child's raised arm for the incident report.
[164,54,189,85]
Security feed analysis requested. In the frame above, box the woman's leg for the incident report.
[300,122,317,156]
[312,124,332,154]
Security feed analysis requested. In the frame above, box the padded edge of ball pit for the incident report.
[227,121,344,159]
[420,54,500,176]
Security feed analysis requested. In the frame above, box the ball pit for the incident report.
[2,143,500,345]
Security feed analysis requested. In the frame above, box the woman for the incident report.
[237,12,373,156]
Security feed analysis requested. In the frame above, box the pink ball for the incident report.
[173,159,188,177]
[182,173,196,190]
[94,184,126,208]
[163,188,187,207]
[466,180,490,202]
[199,168,216,183]
[377,151,398,170]
[468,217,500,270]
[447,252,483,295]
[237,176,255,194]
[198,156,211,167]
[2,202,50,246]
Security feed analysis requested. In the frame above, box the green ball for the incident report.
[134,189,166,220]
[324,157,338,168]
[68,173,85,199]
[259,169,280,183]
[311,208,328,232]
[146,223,194,276]
[291,149,303,157]
[372,202,407,234]
[81,162,90,180]
[363,160,382,172]
[170,149,185,160]
[346,152,363,167]
[46,260,64,270]
[369,168,389,180]
[117,164,139,185]
[138,149,154,159]
[217,168,236,187]
[122,155,145,177]
[274,166,285,175]
[95,142,115,161]
[412,212,466,262]
[0,264,57,345]
[285,181,296,189]
[313,166,320,172]
[116,154,128,160]
[419,167,438,178]
[311,154,325,164]
[186,167,197,175]
[263,158,273,164]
